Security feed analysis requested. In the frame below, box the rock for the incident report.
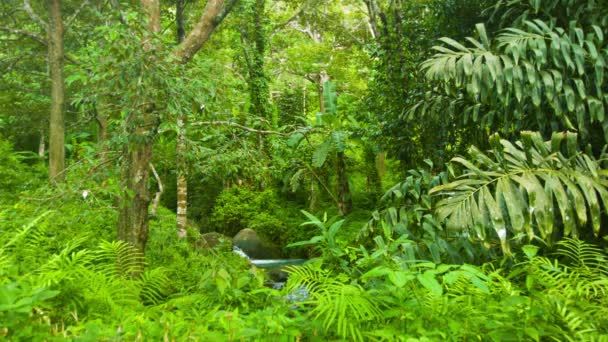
[267,267,289,282]
[195,232,232,251]
[233,228,282,259]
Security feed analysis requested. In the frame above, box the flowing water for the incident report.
[233,246,309,298]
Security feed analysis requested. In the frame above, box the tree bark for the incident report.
[309,175,318,212]
[176,116,188,238]
[176,0,185,43]
[117,0,161,253]
[174,0,238,64]
[117,140,154,253]
[48,0,65,182]
[318,72,329,113]
[38,129,45,158]
[336,151,352,216]
[175,0,188,239]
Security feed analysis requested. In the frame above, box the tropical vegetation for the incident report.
[1,0,607,340]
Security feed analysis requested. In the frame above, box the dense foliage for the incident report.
[1,0,608,340]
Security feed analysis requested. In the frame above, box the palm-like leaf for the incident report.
[430,131,608,252]
[420,16,608,141]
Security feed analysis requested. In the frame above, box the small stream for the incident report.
[233,246,308,294]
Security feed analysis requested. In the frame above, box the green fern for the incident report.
[521,239,608,301]
[93,240,145,278]
[430,131,608,253]
[285,264,382,341]
[138,268,172,305]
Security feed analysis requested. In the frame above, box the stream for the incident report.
[233,246,309,297]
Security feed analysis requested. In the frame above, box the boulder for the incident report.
[233,228,282,259]
[194,232,232,251]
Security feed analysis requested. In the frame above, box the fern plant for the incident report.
[521,238,608,299]
[284,262,382,342]
[430,131,608,253]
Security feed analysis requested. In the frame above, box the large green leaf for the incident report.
[322,81,337,116]
[312,140,332,168]
[432,132,608,252]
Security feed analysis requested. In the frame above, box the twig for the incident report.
[0,26,46,45]
[65,0,91,30]
[0,26,80,65]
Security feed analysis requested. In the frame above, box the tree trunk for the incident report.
[48,0,65,182]
[309,175,318,212]
[176,116,188,238]
[117,140,153,253]
[116,0,236,252]
[38,129,45,158]
[175,0,188,239]
[336,151,352,215]
[364,146,382,200]
[176,0,185,43]
[246,0,269,118]
[117,0,160,253]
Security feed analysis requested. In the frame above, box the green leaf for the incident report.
[564,84,576,111]
[322,81,337,115]
[417,271,443,296]
[312,140,332,168]
[522,245,539,258]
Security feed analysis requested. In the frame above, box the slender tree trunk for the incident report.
[175,0,188,239]
[309,175,318,212]
[176,0,185,43]
[38,129,45,158]
[176,116,188,238]
[364,146,382,199]
[48,0,65,182]
[247,0,269,118]
[150,163,163,217]
[95,99,108,144]
[336,151,352,215]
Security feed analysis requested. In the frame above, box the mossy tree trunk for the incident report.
[48,0,65,182]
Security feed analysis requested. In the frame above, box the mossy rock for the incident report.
[194,232,232,251]
[233,228,283,259]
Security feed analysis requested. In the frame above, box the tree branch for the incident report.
[23,0,48,30]
[173,0,237,64]
[0,26,46,45]
[0,26,80,65]
[65,0,91,30]
[191,120,289,136]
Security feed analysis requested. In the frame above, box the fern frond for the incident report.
[93,240,145,278]
[285,264,382,341]
[555,238,608,272]
[138,267,172,305]
[310,282,382,342]
[2,211,51,249]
